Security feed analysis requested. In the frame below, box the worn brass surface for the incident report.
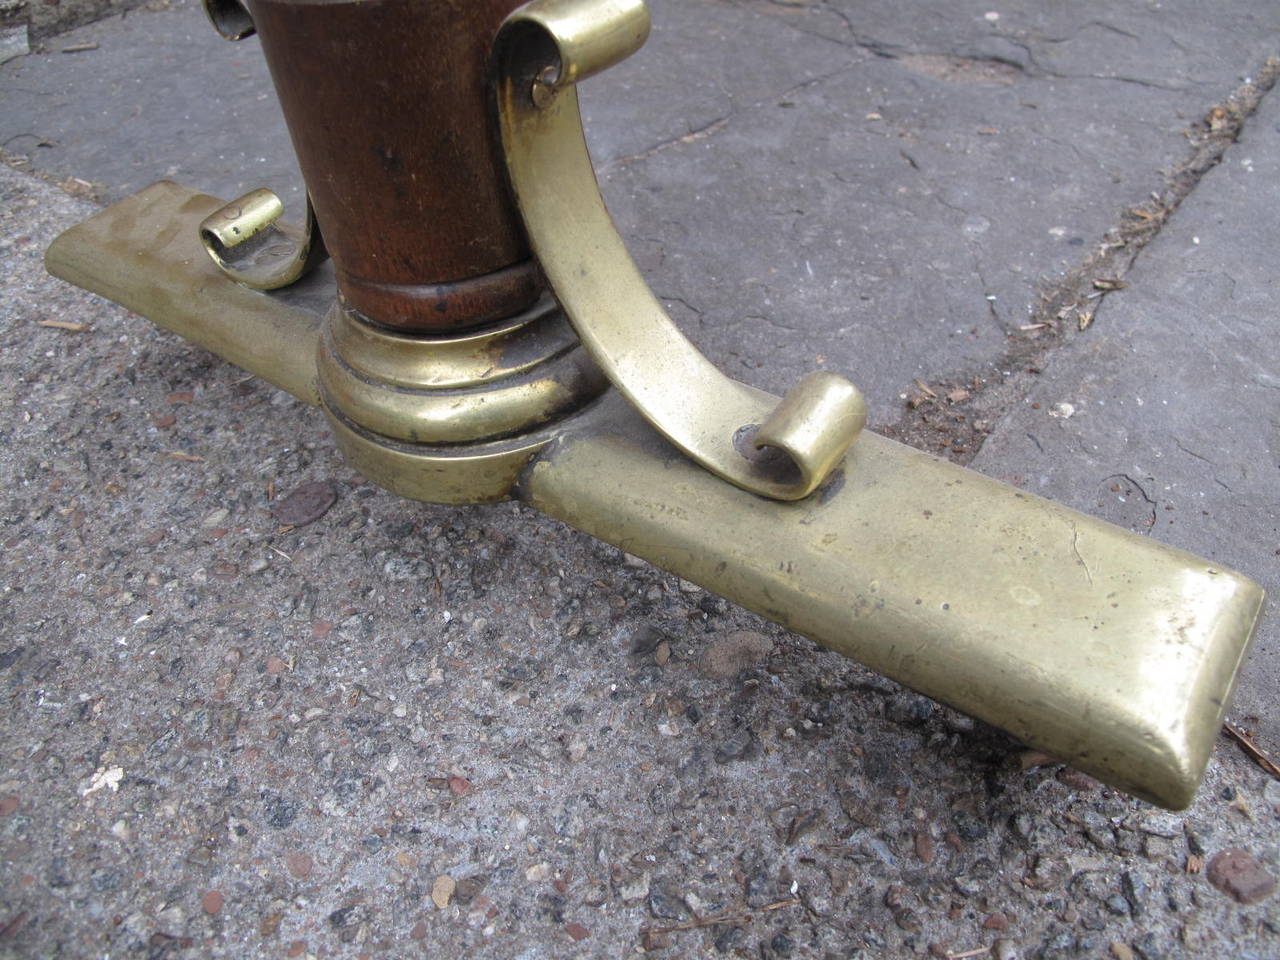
[41,62,1264,809]
[316,298,608,447]
[44,181,323,405]
[199,187,328,291]
[525,395,1264,809]
[496,0,866,501]
[43,180,608,505]
[329,297,567,390]
[325,411,554,505]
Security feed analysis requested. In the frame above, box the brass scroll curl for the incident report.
[496,0,866,500]
[198,188,328,291]
[202,0,255,41]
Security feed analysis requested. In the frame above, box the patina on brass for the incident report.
[199,187,327,291]
[496,0,866,501]
[526,395,1263,810]
[316,297,610,503]
[43,0,1265,810]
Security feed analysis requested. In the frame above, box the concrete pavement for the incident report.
[1,0,1277,956]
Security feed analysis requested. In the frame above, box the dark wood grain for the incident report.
[249,0,541,331]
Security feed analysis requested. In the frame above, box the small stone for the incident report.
[410,920,429,940]
[201,508,229,528]
[983,911,1009,930]
[1134,813,1182,838]
[210,560,238,580]
[1121,870,1147,916]
[526,863,552,883]
[564,922,590,940]
[266,656,289,675]
[1132,933,1164,960]
[640,930,670,951]
[914,831,935,864]
[286,941,308,958]
[993,941,1018,960]
[1104,894,1130,916]
[565,737,588,762]
[327,904,370,928]
[747,873,784,909]
[259,912,282,937]
[454,874,488,905]
[887,694,935,725]
[1184,821,1212,856]
[893,907,922,933]
[1206,848,1276,904]
[648,878,687,919]
[270,480,338,527]
[261,792,299,829]
[697,630,773,679]
[0,796,18,816]
[714,728,759,764]
[447,776,472,796]
[629,624,666,655]
[618,871,650,902]
[654,640,671,666]
[1110,943,1135,960]
[201,890,224,915]
[431,875,456,909]
[285,851,313,879]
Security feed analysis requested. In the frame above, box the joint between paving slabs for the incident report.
[884,55,1280,466]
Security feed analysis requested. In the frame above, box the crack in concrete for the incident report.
[883,55,1280,465]
[601,114,732,171]
[1174,439,1217,466]
[599,59,862,172]
[1105,472,1158,535]
[744,313,799,334]
[658,294,704,320]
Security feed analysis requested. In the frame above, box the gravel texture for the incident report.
[1,0,1279,957]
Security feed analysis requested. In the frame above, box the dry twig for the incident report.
[37,320,91,332]
[1223,719,1280,780]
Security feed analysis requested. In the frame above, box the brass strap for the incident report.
[198,188,328,291]
[496,0,867,500]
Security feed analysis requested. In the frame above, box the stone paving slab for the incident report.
[3,0,1280,412]
[971,87,1280,743]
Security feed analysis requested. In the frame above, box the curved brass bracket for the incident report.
[198,188,328,291]
[496,0,866,501]
[202,0,255,41]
